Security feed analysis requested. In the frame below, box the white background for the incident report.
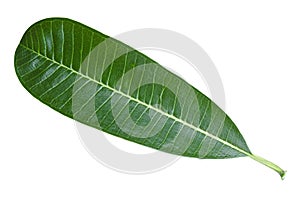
[1,0,299,198]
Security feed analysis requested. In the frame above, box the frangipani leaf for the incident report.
[14,18,285,179]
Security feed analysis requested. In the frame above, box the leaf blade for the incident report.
[15,18,285,178]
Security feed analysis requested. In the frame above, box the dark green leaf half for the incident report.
[14,18,285,179]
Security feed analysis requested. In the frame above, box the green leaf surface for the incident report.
[14,18,285,179]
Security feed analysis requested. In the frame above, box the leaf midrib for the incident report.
[19,43,251,157]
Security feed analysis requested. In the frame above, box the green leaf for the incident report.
[14,18,285,179]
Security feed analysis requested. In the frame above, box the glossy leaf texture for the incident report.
[14,18,285,178]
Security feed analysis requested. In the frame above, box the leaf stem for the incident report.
[249,154,286,180]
